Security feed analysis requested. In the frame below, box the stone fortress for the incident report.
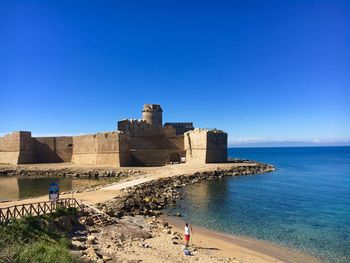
[0,104,228,166]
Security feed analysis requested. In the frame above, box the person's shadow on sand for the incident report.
[194,246,220,251]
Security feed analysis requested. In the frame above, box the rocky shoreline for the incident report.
[98,163,275,219]
[0,167,143,178]
[68,162,276,262]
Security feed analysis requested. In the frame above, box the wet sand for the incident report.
[166,216,322,263]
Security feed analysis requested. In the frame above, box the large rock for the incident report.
[54,215,73,232]
[71,240,87,251]
[37,218,60,233]
[87,235,97,244]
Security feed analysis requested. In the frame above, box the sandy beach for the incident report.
[0,162,321,262]
[166,216,321,263]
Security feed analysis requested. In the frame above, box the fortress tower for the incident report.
[142,104,163,127]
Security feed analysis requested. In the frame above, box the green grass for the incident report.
[0,208,81,263]
[17,241,81,263]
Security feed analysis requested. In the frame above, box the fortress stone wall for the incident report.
[0,132,21,165]
[0,104,227,166]
[0,131,34,165]
[206,131,228,163]
[118,119,185,165]
[184,129,228,164]
[33,136,73,163]
[72,132,130,166]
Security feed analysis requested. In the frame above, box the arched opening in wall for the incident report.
[169,152,181,164]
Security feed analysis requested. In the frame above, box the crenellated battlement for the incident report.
[164,122,193,126]
[184,128,225,134]
[164,122,194,135]
[142,104,163,112]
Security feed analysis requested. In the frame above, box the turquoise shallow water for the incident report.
[166,147,350,263]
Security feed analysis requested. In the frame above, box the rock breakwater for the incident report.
[98,163,275,218]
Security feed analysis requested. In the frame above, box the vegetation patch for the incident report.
[0,207,81,263]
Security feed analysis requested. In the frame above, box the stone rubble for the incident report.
[0,167,144,178]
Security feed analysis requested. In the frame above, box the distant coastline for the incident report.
[230,142,350,148]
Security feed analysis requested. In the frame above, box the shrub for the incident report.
[0,210,81,263]
[18,241,80,263]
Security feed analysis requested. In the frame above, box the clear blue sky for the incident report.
[0,0,349,146]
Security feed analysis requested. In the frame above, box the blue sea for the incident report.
[167,147,350,263]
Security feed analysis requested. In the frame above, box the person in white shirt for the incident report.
[184,222,191,246]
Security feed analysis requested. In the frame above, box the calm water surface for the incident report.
[166,147,350,263]
[0,177,105,201]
